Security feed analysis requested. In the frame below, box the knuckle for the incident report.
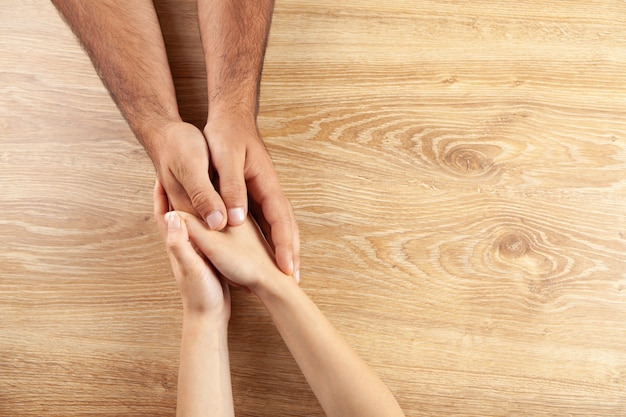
[219,179,247,202]
[188,189,217,212]
[166,238,182,257]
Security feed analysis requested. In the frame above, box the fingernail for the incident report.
[294,269,300,284]
[228,207,245,225]
[166,211,180,230]
[206,210,224,230]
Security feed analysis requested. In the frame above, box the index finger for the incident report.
[153,179,170,240]
[248,178,300,279]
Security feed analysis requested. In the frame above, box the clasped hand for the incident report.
[152,119,299,282]
[153,179,283,320]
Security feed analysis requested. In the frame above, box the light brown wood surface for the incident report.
[1,1,625,416]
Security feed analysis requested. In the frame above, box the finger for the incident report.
[249,197,302,283]
[292,217,301,283]
[276,199,300,282]
[215,159,248,227]
[160,178,195,214]
[165,211,206,277]
[262,194,297,278]
[178,211,251,284]
[249,198,273,248]
[208,137,248,226]
[247,168,299,279]
[175,164,227,231]
[153,179,170,240]
[178,211,226,262]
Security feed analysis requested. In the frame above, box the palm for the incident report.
[174,262,228,316]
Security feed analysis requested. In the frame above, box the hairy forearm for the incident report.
[177,316,233,417]
[197,0,274,120]
[255,276,405,417]
[52,0,180,153]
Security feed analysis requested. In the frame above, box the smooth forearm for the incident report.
[52,0,180,152]
[177,315,233,417]
[255,275,405,417]
[197,0,274,120]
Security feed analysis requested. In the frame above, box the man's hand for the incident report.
[150,121,228,231]
[149,120,299,281]
[204,118,300,281]
[196,0,299,280]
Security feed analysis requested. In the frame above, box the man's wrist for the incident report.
[138,118,186,161]
[206,106,257,130]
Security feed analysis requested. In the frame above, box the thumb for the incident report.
[165,211,202,274]
[179,170,227,231]
[216,161,248,227]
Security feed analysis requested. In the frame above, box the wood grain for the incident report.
[1,0,625,416]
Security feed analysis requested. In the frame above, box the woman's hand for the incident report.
[176,209,293,294]
[153,180,230,322]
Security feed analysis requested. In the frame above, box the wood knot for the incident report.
[491,228,563,280]
[443,145,494,176]
[497,233,529,259]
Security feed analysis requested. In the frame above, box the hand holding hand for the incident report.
[153,180,230,321]
[149,119,300,282]
[204,117,300,281]
[176,209,291,293]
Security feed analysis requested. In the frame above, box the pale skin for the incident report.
[51,0,300,280]
[154,181,406,417]
[154,182,234,417]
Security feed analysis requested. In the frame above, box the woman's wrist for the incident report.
[252,269,296,305]
[182,310,229,336]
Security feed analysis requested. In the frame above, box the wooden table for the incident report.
[1,1,625,415]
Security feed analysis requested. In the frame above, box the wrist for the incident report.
[182,310,229,336]
[136,117,185,160]
[143,119,201,166]
[206,107,257,131]
[252,269,295,304]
